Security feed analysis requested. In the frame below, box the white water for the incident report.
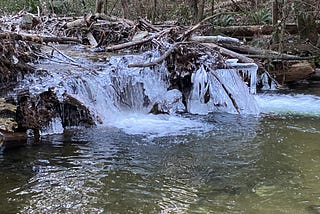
[106,112,211,139]
[18,47,319,137]
[256,93,320,116]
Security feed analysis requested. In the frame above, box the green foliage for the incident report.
[249,8,272,25]
[0,0,40,14]
[212,14,234,27]
[170,4,192,25]
[27,0,39,13]
[0,0,95,15]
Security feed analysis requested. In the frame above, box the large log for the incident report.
[213,23,320,37]
[95,13,135,26]
[269,61,315,83]
[0,32,82,44]
[221,43,315,60]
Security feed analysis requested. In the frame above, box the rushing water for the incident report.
[1,46,320,213]
[1,85,320,213]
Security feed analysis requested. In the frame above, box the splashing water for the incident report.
[256,93,320,116]
[16,47,261,135]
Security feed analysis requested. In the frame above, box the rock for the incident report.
[132,31,149,41]
[0,98,18,132]
[149,89,185,114]
[0,130,27,149]
[0,118,18,132]
[310,68,320,81]
[19,13,40,30]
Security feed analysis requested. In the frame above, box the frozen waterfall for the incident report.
[16,48,260,134]
[188,59,259,115]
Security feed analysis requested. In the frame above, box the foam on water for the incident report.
[105,112,211,139]
[256,93,320,116]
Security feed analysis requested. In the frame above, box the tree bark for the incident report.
[272,0,280,43]
[0,32,82,44]
[188,0,199,23]
[105,29,171,51]
[296,0,319,45]
[95,0,103,13]
[103,0,108,14]
[121,0,130,19]
[197,0,205,22]
[214,24,320,37]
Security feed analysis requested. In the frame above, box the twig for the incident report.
[209,68,240,114]
[105,28,171,52]
[47,44,77,62]
[128,43,179,68]
[176,12,236,42]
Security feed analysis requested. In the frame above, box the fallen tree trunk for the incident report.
[221,43,315,60]
[201,42,255,63]
[0,32,82,44]
[65,14,96,28]
[269,61,315,83]
[95,13,135,26]
[190,35,240,44]
[214,23,320,37]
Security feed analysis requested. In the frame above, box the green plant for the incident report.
[249,8,272,25]
[212,14,234,27]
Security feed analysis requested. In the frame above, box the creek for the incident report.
[0,46,319,213]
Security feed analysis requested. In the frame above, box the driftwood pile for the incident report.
[0,11,318,148]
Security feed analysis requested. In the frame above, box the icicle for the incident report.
[190,65,209,103]
[40,117,64,135]
[226,59,258,94]
[188,65,211,114]
[208,68,260,114]
[261,72,270,90]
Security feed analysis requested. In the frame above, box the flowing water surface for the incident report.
[1,84,320,214]
[0,46,319,213]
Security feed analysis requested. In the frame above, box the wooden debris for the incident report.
[65,14,96,28]
[190,35,240,44]
[105,28,171,52]
[128,43,179,68]
[0,32,82,44]
[269,61,315,83]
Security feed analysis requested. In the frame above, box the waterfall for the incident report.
[187,59,259,115]
[15,48,260,134]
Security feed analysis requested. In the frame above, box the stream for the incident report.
[0,46,320,213]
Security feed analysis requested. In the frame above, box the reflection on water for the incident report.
[1,110,320,213]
